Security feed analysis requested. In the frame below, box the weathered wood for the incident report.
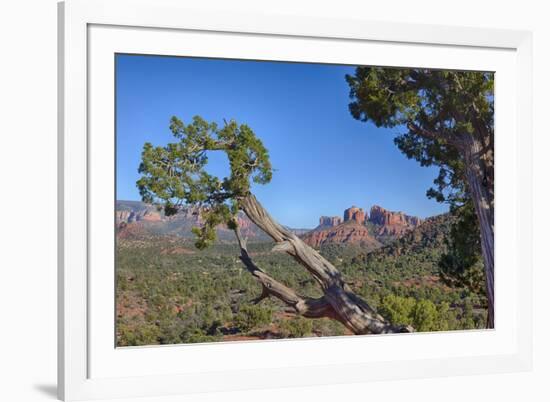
[408,121,494,329]
[463,135,494,328]
[235,194,413,335]
[232,224,343,322]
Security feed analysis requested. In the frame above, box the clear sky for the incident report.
[116,54,449,228]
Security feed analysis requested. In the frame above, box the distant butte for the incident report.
[301,204,422,248]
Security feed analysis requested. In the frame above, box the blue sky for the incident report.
[116,54,448,228]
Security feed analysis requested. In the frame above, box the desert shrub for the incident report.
[279,317,313,338]
[234,305,273,332]
[117,322,160,346]
[311,318,347,337]
[379,295,459,332]
[116,237,485,346]
[183,331,220,344]
[435,302,452,331]
[411,299,439,332]
[379,294,416,326]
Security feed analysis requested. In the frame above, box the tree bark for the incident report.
[235,194,413,335]
[463,136,495,328]
[408,122,494,328]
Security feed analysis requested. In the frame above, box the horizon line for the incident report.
[115,198,448,220]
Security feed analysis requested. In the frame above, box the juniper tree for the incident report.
[438,200,486,296]
[137,115,412,334]
[346,68,495,327]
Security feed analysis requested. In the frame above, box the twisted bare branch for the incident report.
[234,195,413,335]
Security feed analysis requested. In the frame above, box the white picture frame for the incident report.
[58,0,533,400]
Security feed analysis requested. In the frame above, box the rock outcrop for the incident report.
[115,200,423,247]
[319,216,343,228]
[116,207,162,225]
[115,200,306,243]
[368,205,422,237]
[302,221,381,250]
[303,203,423,248]
[343,206,366,224]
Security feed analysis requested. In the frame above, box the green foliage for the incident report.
[411,299,439,332]
[378,295,416,326]
[234,305,273,332]
[379,296,464,332]
[137,115,272,247]
[116,227,487,346]
[439,201,486,296]
[436,302,458,331]
[311,318,347,337]
[117,322,161,346]
[190,204,233,250]
[346,68,493,208]
[280,317,313,338]
[346,68,493,305]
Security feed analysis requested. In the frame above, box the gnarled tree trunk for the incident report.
[407,122,494,328]
[463,136,494,328]
[233,194,412,335]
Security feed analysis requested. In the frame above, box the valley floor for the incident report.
[116,235,488,346]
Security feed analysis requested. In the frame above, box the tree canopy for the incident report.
[346,67,495,325]
[136,115,412,335]
[346,67,493,209]
[137,116,272,249]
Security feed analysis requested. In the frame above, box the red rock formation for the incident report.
[319,216,343,228]
[303,203,423,248]
[116,221,148,240]
[139,209,162,222]
[116,207,162,224]
[115,200,423,246]
[116,210,132,225]
[302,221,381,249]
[343,206,366,224]
[368,205,422,236]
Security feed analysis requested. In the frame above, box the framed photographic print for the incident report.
[58,0,533,400]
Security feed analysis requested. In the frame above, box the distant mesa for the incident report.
[116,208,162,224]
[301,221,381,250]
[319,216,343,228]
[115,200,305,243]
[369,205,418,226]
[301,203,422,248]
[115,200,423,249]
[368,205,422,237]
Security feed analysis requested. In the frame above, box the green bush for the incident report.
[117,323,160,346]
[234,305,273,332]
[411,299,439,332]
[379,295,459,332]
[311,318,346,337]
[436,302,456,331]
[280,317,313,338]
[116,236,485,346]
[379,294,416,326]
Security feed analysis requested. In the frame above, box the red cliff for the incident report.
[319,216,343,228]
[343,206,366,224]
[368,205,422,236]
[302,221,381,250]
